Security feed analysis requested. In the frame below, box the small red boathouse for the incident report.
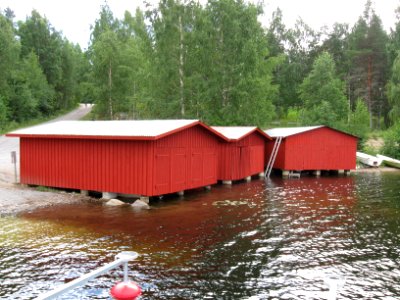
[7,120,227,197]
[211,126,271,183]
[265,126,357,175]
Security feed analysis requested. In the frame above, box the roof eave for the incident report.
[5,133,156,141]
[267,125,359,139]
[232,128,272,141]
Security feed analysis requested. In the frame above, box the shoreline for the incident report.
[1,166,399,216]
[0,182,90,216]
[354,166,400,173]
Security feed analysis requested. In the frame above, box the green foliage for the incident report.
[382,122,400,159]
[388,50,400,122]
[348,99,370,144]
[347,4,389,129]
[18,10,81,113]
[267,12,320,115]
[89,6,151,120]
[87,0,277,126]
[200,0,277,126]
[0,9,84,130]
[0,13,19,107]
[6,49,55,123]
[299,52,348,126]
[1,0,400,135]
[320,23,350,78]
[0,96,8,131]
[18,10,62,89]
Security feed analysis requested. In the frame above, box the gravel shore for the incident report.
[0,104,93,216]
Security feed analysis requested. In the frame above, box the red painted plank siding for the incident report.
[20,124,220,197]
[217,132,266,181]
[153,125,219,195]
[265,127,357,171]
[20,138,154,195]
[265,139,287,169]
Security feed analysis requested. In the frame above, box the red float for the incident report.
[110,281,141,300]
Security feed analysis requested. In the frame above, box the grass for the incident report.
[35,186,59,193]
[367,130,385,140]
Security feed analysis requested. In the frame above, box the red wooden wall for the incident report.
[20,124,221,197]
[20,138,155,195]
[218,132,265,181]
[265,127,357,171]
[153,125,219,195]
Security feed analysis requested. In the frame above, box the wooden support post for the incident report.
[313,170,321,177]
[177,190,184,196]
[245,176,251,182]
[282,170,289,178]
[344,170,351,176]
[222,180,232,185]
[258,172,265,178]
[338,169,345,175]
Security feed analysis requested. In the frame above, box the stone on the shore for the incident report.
[132,199,150,209]
[105,198,126,206]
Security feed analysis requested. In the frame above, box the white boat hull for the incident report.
[356,152,381,167]
[376,154,400,169]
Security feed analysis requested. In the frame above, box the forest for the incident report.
[1,0,400,157]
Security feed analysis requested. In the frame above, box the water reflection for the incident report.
[1,173,400,299]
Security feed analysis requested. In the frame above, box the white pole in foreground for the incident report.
[36,251,139,300]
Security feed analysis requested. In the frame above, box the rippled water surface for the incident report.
[1,172,400,299]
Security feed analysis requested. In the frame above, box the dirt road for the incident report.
[0,104,93,184]
[0,104,93,215]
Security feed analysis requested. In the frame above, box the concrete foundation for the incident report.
[289,171,301,178]
[177,190,184,196]
[258,172,265,178]
[338,169,345,175]
[222,180,232,185]
[245,176,251,182]
[282,170,290,178]
[80,190,89,196]
[345,170,351,175]
[204,185,212,190]
[313,170,321,177]
[102,192,117,199]
[140,196,150,204]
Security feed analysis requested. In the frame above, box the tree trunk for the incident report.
[179,13,185,117]
[108,59,113,120]
[367,56,373,129]
[220,28,227,107]
[347,73,351,123]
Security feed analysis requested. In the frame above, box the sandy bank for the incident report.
[354,166,400,173]
[0,182,90,216]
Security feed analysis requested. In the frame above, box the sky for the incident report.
[1,0,399,49]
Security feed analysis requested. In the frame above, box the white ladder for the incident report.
[265,136,283,178]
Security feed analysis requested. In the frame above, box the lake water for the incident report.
[1,172,400,299]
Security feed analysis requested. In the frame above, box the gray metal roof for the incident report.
[211,126,258,140]
[265,126,324,138]
[8,120,200,138]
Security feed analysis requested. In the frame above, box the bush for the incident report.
[382,122,400,159]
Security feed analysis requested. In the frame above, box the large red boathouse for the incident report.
[265,126,358,176]
[211,126,271,183]
[7,120,227,198]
